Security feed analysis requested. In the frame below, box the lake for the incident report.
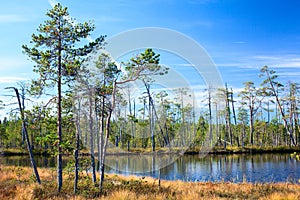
[1,153,299,183]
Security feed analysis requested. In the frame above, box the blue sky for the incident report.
[1,0,300,117]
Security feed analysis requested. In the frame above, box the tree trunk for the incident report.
[144,82,155,151]
[128,90,134,149]
[12,88,41,184]
[99,109,111,193]
[224,85,232,147]
[265,70,296,146]
[230,88,239,146]
[89,94,96,184]
[242,123,245,147]
[74,100,81,194]
[95,106,100,171]
[21,88,26,146]
[57,39,63,192]
[208,89,213,146]
[99,83,106,168]
[249,106,254,146]
[99,81,117,193]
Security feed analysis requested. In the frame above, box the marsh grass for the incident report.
[0,164,299,200]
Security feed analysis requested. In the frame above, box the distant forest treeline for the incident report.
[1,65,299,151]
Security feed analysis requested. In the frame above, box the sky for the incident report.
[1,0,300,117]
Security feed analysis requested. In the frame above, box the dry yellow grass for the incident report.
[0,164,299,200]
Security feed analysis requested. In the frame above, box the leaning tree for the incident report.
[260,66,296,146]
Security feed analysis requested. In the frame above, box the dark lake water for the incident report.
[1,153,299,183]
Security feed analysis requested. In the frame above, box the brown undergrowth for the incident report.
[0,165,299,200]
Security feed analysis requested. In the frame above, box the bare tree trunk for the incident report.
[89,94,97,184]
[142,98,147,148]
[249,106,254,146]
[19,83,26,146]
[295,112,300,146]
[133,100,137,148]
[144,82,155,151]
[128,88,134,149]
[99,109,111,193]
[208,88,213,146]
[7,87,41,184]
[74,99,81,194]
[99,81,117,193]
[265,70,296,146]
[99,91,105,168]
[230,88,239,146]
[224,84,232,146]
[290,83,299,146]
[214,102,221,146]
[241,122,245,147]
[95,106,100,171]
[150,95,155,152]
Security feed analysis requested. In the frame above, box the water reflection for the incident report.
[105,154,180,173]
[0,155,56,168]
[105,154,300,183]
[1,153,299,183]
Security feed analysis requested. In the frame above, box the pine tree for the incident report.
[238,81,263,145]
[260,66,296,146]
[22,3,105,192]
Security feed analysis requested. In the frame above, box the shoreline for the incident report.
[1,146,300,156]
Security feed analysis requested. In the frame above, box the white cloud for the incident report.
[274,61,300,68]
[0,57,30,69]
[277,72,300,77]
[0,77,29,83]
[0,14,27,23]
[217,54,300,70]
[252,55,281,60]
[253,55,300,69]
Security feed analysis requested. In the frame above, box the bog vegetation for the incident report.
[0,165,300,200]
[0,3,300,195]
